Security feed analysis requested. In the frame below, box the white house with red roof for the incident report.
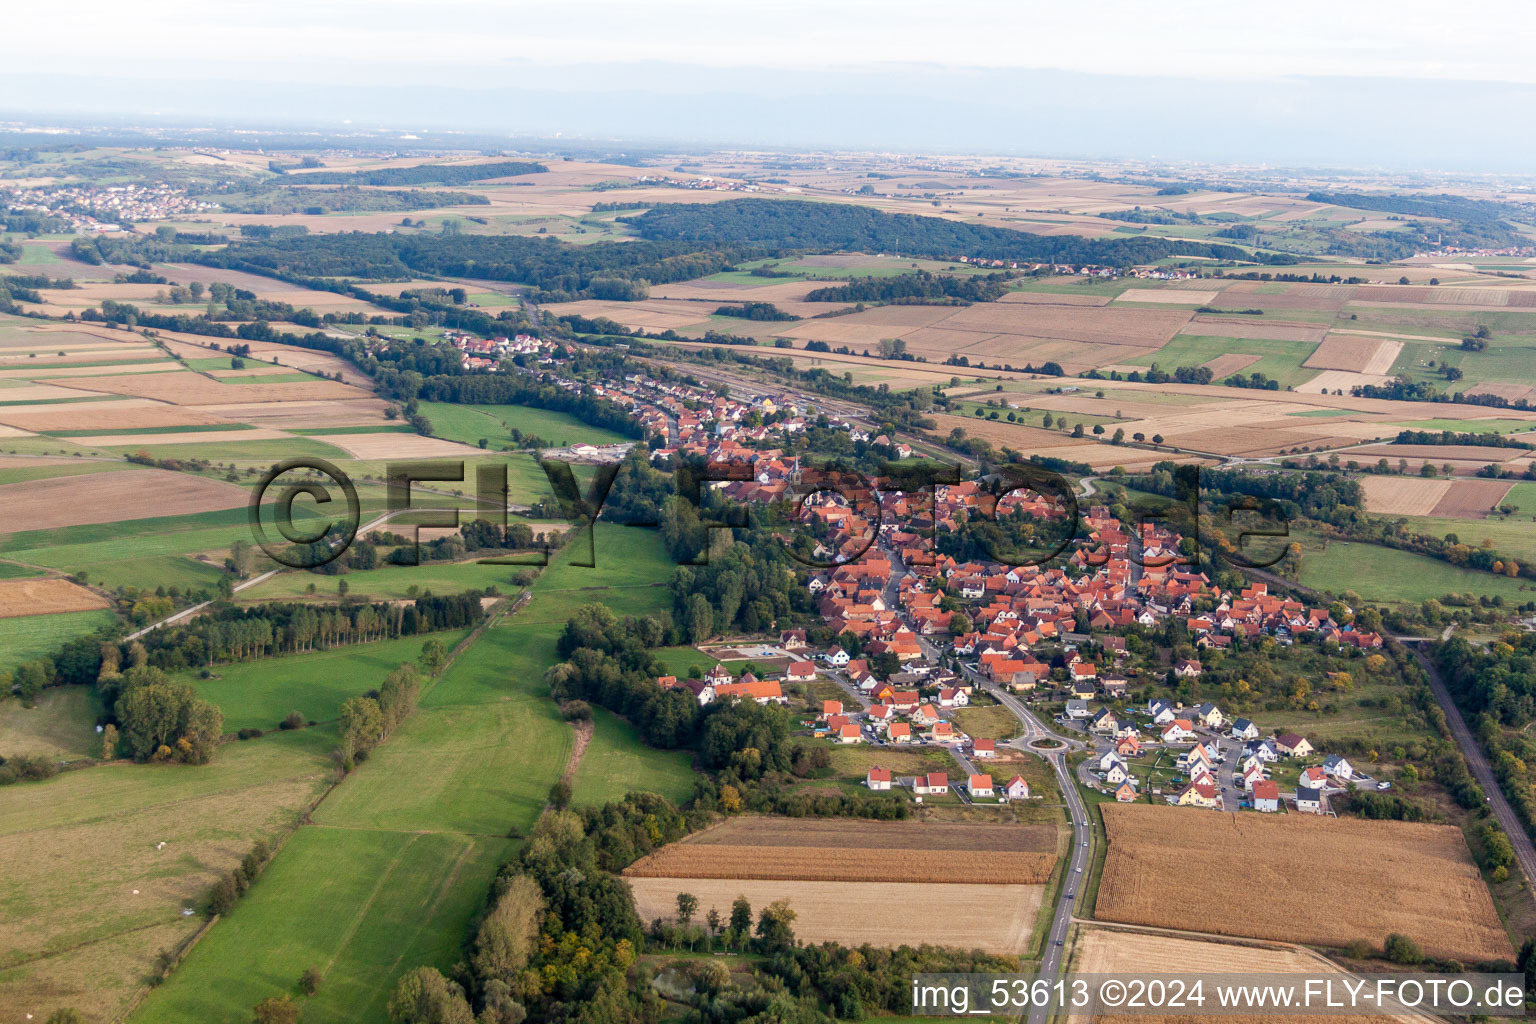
[866,767,891,790]
[914,772,949,795]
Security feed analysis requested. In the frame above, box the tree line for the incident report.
[134,595,486,671]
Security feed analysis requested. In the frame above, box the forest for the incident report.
[284,159,547,185]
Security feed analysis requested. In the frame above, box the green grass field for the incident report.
[651,645,719,678]
[1392,418,1536,434]
[0,685,104,760]
[1296,534,1536,606]
[570,707,697,808]
[182,631,471,733]
[0,506,268,594]
[418,400,630,449]
[0,726,338,1017]
[0,609,118,676]
[94,437,350,462]
[241,558,535,603]
[1125,334,1318,388]
[0,461,138,486]
[131,827,509,1024]
[520,523,674,624]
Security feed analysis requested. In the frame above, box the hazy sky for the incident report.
[10,0,1535,84]
[6,2,1535,169]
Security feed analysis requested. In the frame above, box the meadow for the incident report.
[0,726,337,1021]
[130,521,695,1020]
[131,827,508,1024]
[418,400,630,449]
[241,558,537,603]
[570,707,698,808]
[1295,534,1536,606]
[181,631,471,733]
[0,685,103,760]
[1124,334,1318,387]
[0,608,118,676]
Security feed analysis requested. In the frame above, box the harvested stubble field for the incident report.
[998,290,1112,306]
[1095,804,1512,962]
[1176,316,1327,344]
[0,468,246,535]
[0,398,230,432]
[313,432,491,460]
[623,816,1058,884]
[1465,382,1536,404]
[1304,336,1402,374]
[61,370,367,406]
[1358,475,1452,515]
[197,397,396,428]
[0,578,110,617]
[1068,927,1430,1022]
[1111,289,1218,305]
[1294,369,1397,395]
[1426,478,1515,517]
[1198,353,1261,377]
[628,878,1042,951]
[1350,443,1525,463]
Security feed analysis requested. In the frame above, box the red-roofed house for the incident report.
[866,767,891,790]
[968,774,994,798]
[915,772,949,795]
[786,661,817,683]
[1251,778,1280,812]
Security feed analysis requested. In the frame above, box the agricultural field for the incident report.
[569,707,698,808]
[0,685,103,760]
[0,608,118,676]
[0,577,109,617]
[1068,928,1422,1024]
[179,631,471,733]
[623,816,1058,883]
[1095,804,1512,962]
[627,878,1042,952]
[0,727,338,1022]
[418,400,632,449]
[1294,534,1536,606]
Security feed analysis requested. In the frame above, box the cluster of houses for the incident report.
[442,329,551,370]
[1083,693,1350,814]
[2,183,219,231]
[865,767,1031,803]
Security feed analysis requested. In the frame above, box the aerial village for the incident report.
[446,343,1385,819]
[583,359,1392,817]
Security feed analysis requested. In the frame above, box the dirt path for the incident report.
[559,717,595,788]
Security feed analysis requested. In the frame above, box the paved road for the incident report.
[1413,645,1536,889]
[883,535,1091,1015]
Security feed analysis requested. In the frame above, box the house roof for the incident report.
[867,768,891,782]
[1251,779,1280,800]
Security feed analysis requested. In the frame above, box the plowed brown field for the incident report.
[624,816,1058,884]
[1095,804,1512,962]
